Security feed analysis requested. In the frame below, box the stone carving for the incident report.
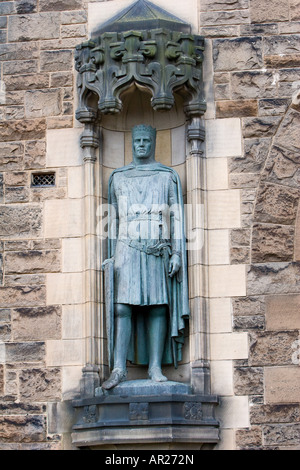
[102,124,190,390]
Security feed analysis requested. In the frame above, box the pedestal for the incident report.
[71,380,219,448]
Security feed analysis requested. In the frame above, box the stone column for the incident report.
[186,116,210,394]
[78,113,101,397]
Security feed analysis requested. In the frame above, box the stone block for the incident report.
[61,10,87,24]
[236,426,262,450]
[216,100,258,118]
[249,331,299,366]
[40,49,73,72]
[242,116,281,138]
[231,71,277,99]
[44,199,83,238]
[5,250,61,275]
[254,183,300,225]
[258,99,289,117]
[102,129,125,169]
[263,145,300,188]
[46,339,84,366]
[4,73,50,92]
[5,341,45,363]
[0,118,46,142]
[19,368,61,401]
[8,13,61,42]
[24,140,46,170]
[207,190,241,229]
[250,0,289,23]
[263,35,300,56]
[251,404,300,424]
[15,0,37,14]
[265,54,300,69]
[46,128,82,168]
[248,262,300,295]
[213,37,263,72]
[46,273,83,305]
[208,229,230,265]
[234,367,264,395]
[0,286,46,308]
[39,0,83,11]
[3,60,38,76]
[210,332,248,360]
[230,138,271,174]
[206,158,229,190]
[251,223,295,262]
[62,304,83,339]
[263,423,300,447]
[171,126,186,165]
[0,41,40,62]
[291,0,300,20]
[0,364,3,395]
[201,10,249,26]
[0,415,46,442]
[209,297,232,333]
[275,109,300,153]
[5,186,30,204]
[265,294,300,330]
[0,205,42,239]
[25,89,62,118]
[215,396,250,429]
[205,118,242,158]
[210,360,234,396]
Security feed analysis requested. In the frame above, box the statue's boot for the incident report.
[102,368,127,390]
[148,366,168,383]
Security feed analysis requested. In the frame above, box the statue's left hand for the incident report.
[168,254,181,277]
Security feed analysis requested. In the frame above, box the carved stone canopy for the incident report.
[75,0,206,122]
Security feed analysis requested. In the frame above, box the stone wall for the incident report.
[0,0,299,450]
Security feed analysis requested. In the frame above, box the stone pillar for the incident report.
[186,116,210,394]
[78,113,101,397]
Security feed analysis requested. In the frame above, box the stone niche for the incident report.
[71,0,219,448]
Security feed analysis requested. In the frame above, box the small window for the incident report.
[31,173,56,187]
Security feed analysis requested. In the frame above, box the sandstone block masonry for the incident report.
[200,0,300,450]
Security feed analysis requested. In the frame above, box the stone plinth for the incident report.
[71,380,219,448]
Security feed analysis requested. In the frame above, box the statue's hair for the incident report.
[132,124,157,141]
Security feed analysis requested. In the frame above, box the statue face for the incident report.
[133,132,155,160]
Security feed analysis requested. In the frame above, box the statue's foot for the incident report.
[148,366,168,383]
[101,368,127,390]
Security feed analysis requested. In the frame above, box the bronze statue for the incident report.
[102,125,190,390]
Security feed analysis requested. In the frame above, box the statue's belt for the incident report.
[119,239,172,257]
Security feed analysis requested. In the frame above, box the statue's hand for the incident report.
[168,254,181,278]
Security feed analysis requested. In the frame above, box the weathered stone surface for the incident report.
[249,331,299,366]
[291,0,300,21]
[231,71,277,99]
[5,74,49,92]
[236,426,262,450]
[0,324,11,342]
[241,23,279,36]
[61,10,87,24]
[0,174,3,204]
[0,286,46,308]
[247,262,300,295]
[12,306,61,341]
[230,246,250,264]
[263,423,300,446]
[0,365,3,395]
[234,367,264,395]
[233,315,265,330]
[0,205,42,238]
[0,42,40,62]
[242,116,281,138]
[264,54,300,69]
[40,50,73,72]
[251,224,295,262]
[251,404,300,424]
[0,415,46,442]
[19,368,61,401]
[25,89,62,118]
[229,172,260,188]
[4,171,28,186]
[232,296,265,316]
[0,119,46,142]
[201,10,249,26]
[39,0,83,11]
[24,140,46,170]
[259,99,290,116]
[254,183,300,225]
[265,367,300,404]
[15,0,37,14]
[263,35,300,56]
[250,0,289,23]
[266,294,300,330]
[5,106,25,122]
[262,145,300,188]
[231,228,251,246]
[216,100,258,118]
[5,342,45,363]
[5,274,45,287]
[213,37,263,72]
[5,250,61,274]
[5,187,30,204]
[201,0,249,10]
[275,109,300,153]
[0,309,11,322]
[230,138,271,173]
[8,13,61,42]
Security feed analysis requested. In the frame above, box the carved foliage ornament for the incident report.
[75,29,206,120]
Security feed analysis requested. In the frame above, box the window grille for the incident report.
[31,173,56,187]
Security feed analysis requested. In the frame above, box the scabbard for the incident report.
[102,258,115,370]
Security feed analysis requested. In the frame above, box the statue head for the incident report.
[132,125,157,163]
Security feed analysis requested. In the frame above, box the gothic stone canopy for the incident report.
[74,0,206,121]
